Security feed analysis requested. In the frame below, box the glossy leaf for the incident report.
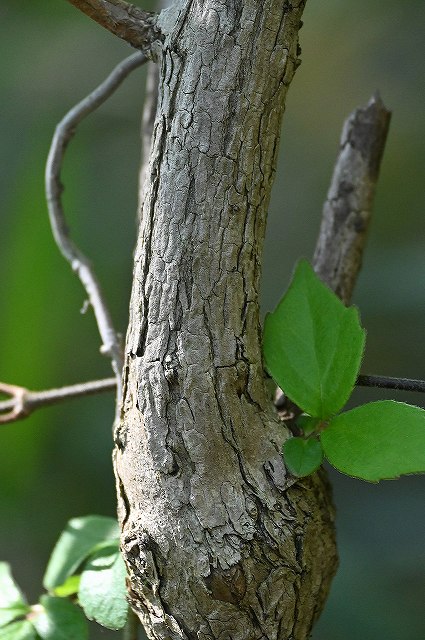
[283,437,324,477]
[321,401,425,481]
[30,596,88,640]
[79,548,128,630]
[43,516,119,590]
[263,260,365,418]
[0,621,36,640]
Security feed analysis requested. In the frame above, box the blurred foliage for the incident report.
[0,1,424,639]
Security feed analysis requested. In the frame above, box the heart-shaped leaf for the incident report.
[263,260,365,418]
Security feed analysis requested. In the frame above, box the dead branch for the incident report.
[313,93,391,305]
[66,0,159,50]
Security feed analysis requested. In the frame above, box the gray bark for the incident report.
[114,2,337,638]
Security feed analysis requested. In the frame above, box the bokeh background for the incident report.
[1,1,424,638]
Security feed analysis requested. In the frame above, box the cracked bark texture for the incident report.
[114,1,337,638]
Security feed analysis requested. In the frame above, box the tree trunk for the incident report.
[114,1,337,638]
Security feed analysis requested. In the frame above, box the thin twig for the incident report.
[138,59,160,219]
[66,0,159,50]
[0,378,117,425]
[137,0,169,217]
[45,51,148,391]
[356,374,425,394]
[313,93,391,305]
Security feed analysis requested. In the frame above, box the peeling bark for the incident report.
[114,2,337,638]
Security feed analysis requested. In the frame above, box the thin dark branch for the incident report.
[66,0,159,50]
[313,93,391,305]
[45,52,148,388]
[356,374,425,394]
[0,378,117,425]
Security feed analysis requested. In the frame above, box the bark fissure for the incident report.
[114,2,337,639]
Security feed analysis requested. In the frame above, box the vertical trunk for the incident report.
[114,1,337,638]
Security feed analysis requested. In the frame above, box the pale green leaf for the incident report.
[0,620,36,640]
[321,401,425,481]
[0,606,29,629]
[283,437,323,477]
[43,516,119,590]
[263,260,365,418]
[78,548,128,630]
[0,563,27,610]
[30,596,88,640]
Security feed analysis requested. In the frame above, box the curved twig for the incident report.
[45,51,148,388]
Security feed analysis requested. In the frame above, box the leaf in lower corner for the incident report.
[263,259,365,419]
[0,563,27,610]
[283,437,324,477]
[30,596,88,640]
[0,563,30,628]
[78,548,128,630]
[0,620,36,640]
[321,400,425,481]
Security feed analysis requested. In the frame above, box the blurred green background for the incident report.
[0,1,424,638]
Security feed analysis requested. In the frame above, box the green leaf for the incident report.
[43,516,119,590]
[0,563,27,609]
[321,401,425,481]
[30,596,88,640]
[0,621,36,640]
[52,575,80,598]
[263,259,365,418]
[283,437,324,477]
[78,548,128,630]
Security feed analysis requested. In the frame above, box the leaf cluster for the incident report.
[0,516,128,639]
[263,260,425,480]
